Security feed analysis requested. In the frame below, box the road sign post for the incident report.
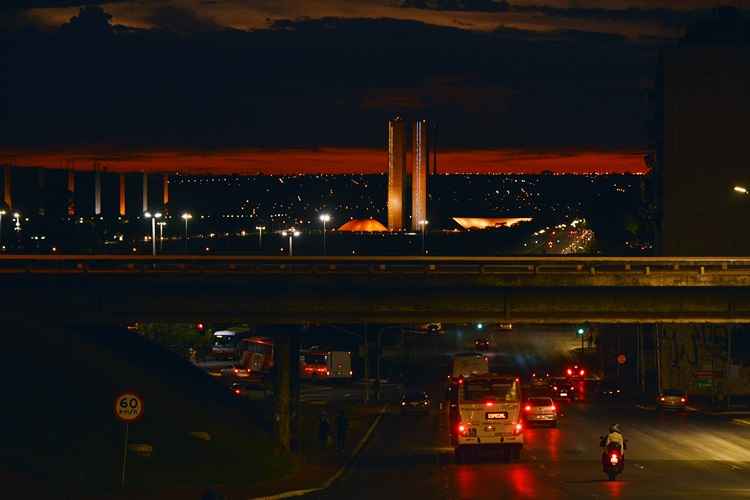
[115,393,144,488]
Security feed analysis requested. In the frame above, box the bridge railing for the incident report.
[2,255,750,276]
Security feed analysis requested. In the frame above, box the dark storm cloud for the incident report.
[1,10,656,157]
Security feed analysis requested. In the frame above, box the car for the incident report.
[229,381,267,399]
[523,397,558,427]
[599,381,623,399]
[531,372,551,387]
[551,381,576,401]
[474,338,490,351]
[565,364,587,379]
[658,388,687,410]
[401,390,431,415]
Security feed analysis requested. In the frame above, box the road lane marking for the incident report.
[733,418,750,426]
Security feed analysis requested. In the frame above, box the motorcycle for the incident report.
[599,436,627,481]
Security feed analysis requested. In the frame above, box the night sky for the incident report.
[1,1,747,174]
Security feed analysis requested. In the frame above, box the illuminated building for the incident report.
[338,218,388,232]
[387,117,407,231]
[411,119,429,231]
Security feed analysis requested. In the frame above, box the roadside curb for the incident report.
[249,404,388,500]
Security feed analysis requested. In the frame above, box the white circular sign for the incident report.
[115,393,144,422]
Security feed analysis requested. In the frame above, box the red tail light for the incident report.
[514,423,523,434]
[485,401,494,407]
[525,405,531,411]
[580,369,585,376]
[551,404,556,410]
[234,389,240,395]
[567,369,572,375]
[458,424,467,435]
[660,396,665,401]
[680,397,686,403]
[610,454,619,465]
[458,378,464,385]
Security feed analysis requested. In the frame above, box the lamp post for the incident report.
[319,214,331,256]
[181,212,192,253]
[419,219,429,255]
[144,211,162,256]
[0,210,5,250]
[256,225,266,250]
[157,221,166,252]
[281,228,300,257]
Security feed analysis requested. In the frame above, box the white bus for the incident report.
[454,374,524,462]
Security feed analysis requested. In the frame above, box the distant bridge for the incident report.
[2,255,750,325]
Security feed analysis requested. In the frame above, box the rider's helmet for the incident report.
[610,424,621,433]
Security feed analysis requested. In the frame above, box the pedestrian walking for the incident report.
[335,409,348,452]
[319,410,331,448]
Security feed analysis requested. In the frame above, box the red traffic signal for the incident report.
[196,323,205,334]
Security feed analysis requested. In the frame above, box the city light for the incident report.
[0,210,5,248]
[419,219,429,254]
[181,212,192,252]
[734,186,748,195]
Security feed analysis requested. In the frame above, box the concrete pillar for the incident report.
[67,170,75,216]
[3,166,11,208]
[269,326,301,452]
[142,173,148,213]
[162,175,169,207]
[119,174,126,216]
[94,170,102,216]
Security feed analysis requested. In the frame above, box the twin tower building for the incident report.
[387,117,435,231]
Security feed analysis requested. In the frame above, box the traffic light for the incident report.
[196,322,206,335]
[576,323,589,336]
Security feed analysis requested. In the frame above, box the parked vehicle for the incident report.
[400,390,431,415]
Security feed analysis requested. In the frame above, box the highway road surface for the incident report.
[312,394,750,499]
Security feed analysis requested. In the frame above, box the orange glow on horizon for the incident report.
[0,148,647,175]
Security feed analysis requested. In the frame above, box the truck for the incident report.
[300,349,353,380]
[453,374,524,463]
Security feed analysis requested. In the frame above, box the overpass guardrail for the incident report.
[1,255,750,277]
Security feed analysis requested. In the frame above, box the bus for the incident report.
[222,337,274,383]
[453,374,524,463]
[210,329,251,360]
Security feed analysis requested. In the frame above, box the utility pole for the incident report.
[363,322,370,404]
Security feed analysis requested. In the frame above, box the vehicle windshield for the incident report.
[528,398,553,407]
[213,335,235,347]
[464,379,519,402]
[304,354,326,365]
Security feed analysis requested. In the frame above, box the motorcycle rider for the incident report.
[601,424,625,468]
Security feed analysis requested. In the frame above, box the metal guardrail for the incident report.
[1,255,750,276]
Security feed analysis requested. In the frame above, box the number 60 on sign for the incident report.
[115,393,144,422]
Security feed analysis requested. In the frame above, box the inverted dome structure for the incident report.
[337,219,388,232]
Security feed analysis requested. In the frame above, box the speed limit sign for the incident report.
[115,393,144,423]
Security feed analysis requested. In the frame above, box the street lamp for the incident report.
[734,186,748,195]
[256,225,266,249]
[13,212,21,234]
[181,212,192,253]
[281,228,300,256]
[419,219,429,255]
[319,213,331,256]
[157,221,166,252]
[0,210,5,249]
[144,211,162,256]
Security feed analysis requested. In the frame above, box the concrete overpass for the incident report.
[3,255,750,325]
